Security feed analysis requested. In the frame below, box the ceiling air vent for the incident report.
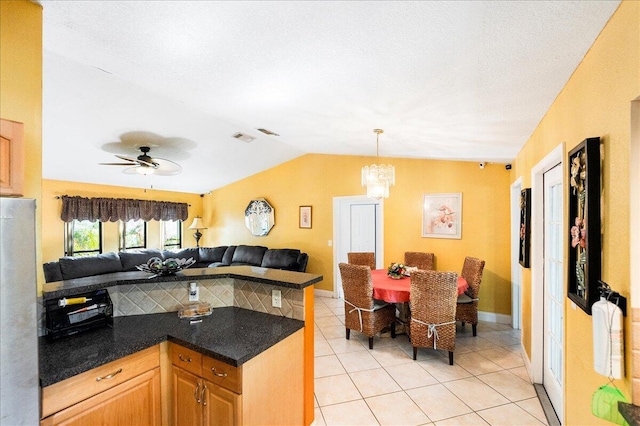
[232,132,256,143]
[257,128,280,136]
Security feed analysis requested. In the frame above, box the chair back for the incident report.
[404,252,435,270]
[338,263,374,310]
[461,257,485,298]
[347,252,376,270]
[410,270,458,326]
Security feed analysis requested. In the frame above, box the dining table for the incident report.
[371,269,469,303]
[371,269,469,334]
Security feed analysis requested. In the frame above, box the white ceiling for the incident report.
[41,1,620,194]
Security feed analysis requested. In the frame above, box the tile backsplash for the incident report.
[38,279,307,336]
[108,278,305,321]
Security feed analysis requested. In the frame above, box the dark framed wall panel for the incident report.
[567,137,601,314]
[519,188,531,268]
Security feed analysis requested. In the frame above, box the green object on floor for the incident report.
[591,384,629,425]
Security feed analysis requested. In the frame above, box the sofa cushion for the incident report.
[221,246,237,265]
[261,249,301,271]
[199,246,228,264]
[163,247,199,262]
[43,261,63,283]
[296,253,309,273]
[231,245,268,266]
[59,252,123,280]
[119,249,164,271]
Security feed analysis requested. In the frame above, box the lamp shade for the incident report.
[188,217,206,230]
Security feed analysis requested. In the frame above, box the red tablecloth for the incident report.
[371,269,468,303]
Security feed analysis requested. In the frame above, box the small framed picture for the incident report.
[299,206,312,229]
[422,193,462,239]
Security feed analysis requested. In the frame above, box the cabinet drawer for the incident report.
[170,343,202,376]
[41,345,160,418]
[202,356,242,394]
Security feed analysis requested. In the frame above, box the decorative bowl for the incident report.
[136,257,195,278]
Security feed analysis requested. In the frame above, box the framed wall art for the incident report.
[299,206,312,229]
[519,188,531,268]
[567,137,601,315]
[422,193,462,239]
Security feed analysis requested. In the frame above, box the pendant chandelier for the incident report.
[361,129,395,199]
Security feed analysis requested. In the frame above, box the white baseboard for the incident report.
[314,289,335,299]
[478,310,512,325]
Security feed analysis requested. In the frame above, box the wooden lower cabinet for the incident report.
[41,368,161,426]
[41,346,162,426]
[41,330,303,426]
[171,329,303,426]
[203,381,241,426]
[172,366,241,426]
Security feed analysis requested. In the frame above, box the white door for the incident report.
[333,196,383,298]
[543,164,564,423]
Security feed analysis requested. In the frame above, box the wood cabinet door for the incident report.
[0,118,24,197]
[202,379,241,426]
[40,368,161,426]
[172,367,203,426]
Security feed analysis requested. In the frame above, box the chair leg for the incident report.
[346,328,350,340]
[449,351,454,365]
[391,322,396,339]
[472,323,477,337]
[413,347,418,360]
[369,337,374,350]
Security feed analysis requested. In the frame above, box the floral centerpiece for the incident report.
[137,257,196,278]
[387,262,407,279]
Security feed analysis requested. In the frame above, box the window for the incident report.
[121,219,147,251]
[65,220,102,257]
[162,220,182,249]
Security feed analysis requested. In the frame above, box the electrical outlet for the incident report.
[189,282,199,302]
[272,289,282,308]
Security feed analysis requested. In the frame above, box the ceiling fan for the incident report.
[100,146,182,176]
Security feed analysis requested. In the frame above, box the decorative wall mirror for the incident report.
[244,198,275,236]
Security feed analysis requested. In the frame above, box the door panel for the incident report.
[349,204,377,255]
[334,196,382,298]
[543,164,563,423]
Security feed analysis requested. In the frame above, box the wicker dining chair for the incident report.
[338,262,396,349]
[455,257,486,337]
[404,252,435,270]
[347,252,376,270]
[409,270,458,364]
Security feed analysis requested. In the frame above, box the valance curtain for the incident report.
[60,195,188,222]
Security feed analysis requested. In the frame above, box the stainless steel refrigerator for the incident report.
[0,198,39,425]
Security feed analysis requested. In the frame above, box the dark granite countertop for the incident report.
[39,307,304,387]
[43,265,323,300]
[619,402,640,425]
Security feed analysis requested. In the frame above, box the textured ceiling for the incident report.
[41,1,620,193]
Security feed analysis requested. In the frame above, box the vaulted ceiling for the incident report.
[41,1,620,193]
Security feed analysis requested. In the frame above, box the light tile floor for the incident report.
[313,296,549,426]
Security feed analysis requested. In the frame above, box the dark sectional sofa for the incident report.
[43,245,309,283]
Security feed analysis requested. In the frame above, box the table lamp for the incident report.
[188,216,207,247]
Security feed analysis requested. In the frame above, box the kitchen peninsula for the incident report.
[40,266,321,425]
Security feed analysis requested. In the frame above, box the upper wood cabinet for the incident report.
[0,118,25,197]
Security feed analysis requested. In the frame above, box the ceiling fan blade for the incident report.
[100,162,137,166]
[115,154,156,168]
[115,154,138,163]
[151,158,182,176]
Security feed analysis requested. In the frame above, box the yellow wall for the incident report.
[207,153,512,315]
[41,179,203,268]
[513,1,639,424]
[0,0,43,281]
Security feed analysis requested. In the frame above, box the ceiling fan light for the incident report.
[136,166,155,175]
